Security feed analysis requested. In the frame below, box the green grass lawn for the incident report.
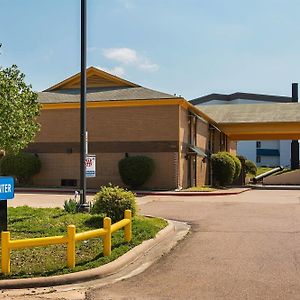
[0,206,167,279]
[247,167,291,181]
[180,186,217,192]
[256,167,273,176]
[247,167,273,179]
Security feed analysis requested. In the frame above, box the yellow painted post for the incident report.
[124,210,132,242]
[103,217,111,256]
[1,231,11,275]
[67,225,76,268]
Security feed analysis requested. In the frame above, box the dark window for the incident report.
[256,141,261,148]
[256,156,261,163]
[61,179,77,187]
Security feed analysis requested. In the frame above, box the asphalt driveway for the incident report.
[88,190,300,300]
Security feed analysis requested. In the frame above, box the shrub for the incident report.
[237,155,246,170]
[245,160,257,176]
[211,152,236,186]
[119,155,155,188]
[226,153,242,180]
[92,185,136,223]
[232,156,242,180]
[0,152,41,184]
[64,198,78,214]
[237,155,246,162]
[217,152,242,181]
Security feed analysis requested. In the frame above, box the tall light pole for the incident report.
[80,0,87,208]
[291,83,299,170]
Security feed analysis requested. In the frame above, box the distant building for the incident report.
[190,92,294,167]
[26,67,237,190]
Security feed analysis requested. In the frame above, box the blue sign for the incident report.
[0,177,14,200]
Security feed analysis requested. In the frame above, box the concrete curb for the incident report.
[137,188,251,196]
[15,187,251,196]
[0,220,176,289]
[249,184,300,190]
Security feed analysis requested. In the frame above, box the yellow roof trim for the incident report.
[41,98,216,125]
[44,66,139,91]
[42,98,183,109]
[219,122,300,140]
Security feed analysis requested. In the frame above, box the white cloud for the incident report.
[138,59,159,72]
[99,66,126,77]
[102,47,159,72]
[107,66,126,77]
[102,48,138,64]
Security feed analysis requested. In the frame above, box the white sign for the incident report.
[85,154,96,177]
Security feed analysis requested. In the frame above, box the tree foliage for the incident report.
[0,65,40,154]
[0,152,41,184]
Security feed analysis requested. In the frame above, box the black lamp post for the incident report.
[79,0,88,208]
[291,83,299,170]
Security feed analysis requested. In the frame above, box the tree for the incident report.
[0,65,40,154]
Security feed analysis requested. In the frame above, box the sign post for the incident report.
[0,177,14,233]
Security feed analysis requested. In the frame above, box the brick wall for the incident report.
[196,118,209,186]
[30,104,180,190]
[36,105,179,142]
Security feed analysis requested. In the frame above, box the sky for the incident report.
[1,0,300,100]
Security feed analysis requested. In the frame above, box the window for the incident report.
[256,156,261,163]
[61,179,77,187]
[256,141,261,148]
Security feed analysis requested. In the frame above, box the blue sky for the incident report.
[1,0,300,99]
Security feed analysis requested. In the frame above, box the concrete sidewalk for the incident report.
[10,188,250,209]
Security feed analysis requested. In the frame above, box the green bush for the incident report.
[223,152,242,180]
[211,152,236,186]
[245,160,257,176]
[0,152,41,184]
[237,155,246,170]
[218,152,242,181]
[64,198,78,214]
[92,185,137,223]
[119,155,155,188]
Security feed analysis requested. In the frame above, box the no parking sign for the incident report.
[85,154,96,177]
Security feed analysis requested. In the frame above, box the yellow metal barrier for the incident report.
[1,209,132,275]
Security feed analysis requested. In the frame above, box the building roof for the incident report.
[38,86,176,104]
[197,103,300,124]
[44,66,139,91]
[38,66,176,103]
[190,92,292,105]
[37,67,218,126]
